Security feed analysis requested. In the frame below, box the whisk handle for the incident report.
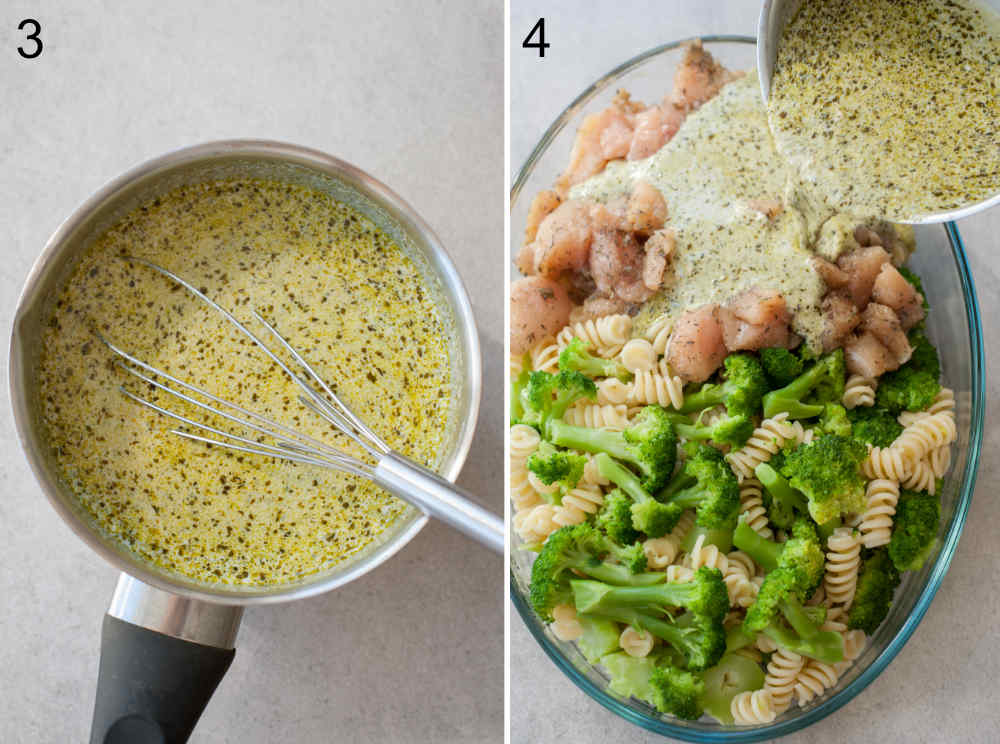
[375,452,504,553]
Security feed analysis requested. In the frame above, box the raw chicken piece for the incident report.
[530,200,594,278]
[857,303,912,367]
[555,102,636,194]
[667,304,727,383]
[524,189,561,246]
[642,229,675,291]
[627,104,685,160]
[589,229,653,304]
[669,40,741,112]
[510,276,574,354]
[812,256,849,290]
[623,181,668,233]
[836,245,891,307]
[579,292,627,320]
[820,290,861,351]
[844,331,898,378]
[871,263,925,330]
[717,287,792,350]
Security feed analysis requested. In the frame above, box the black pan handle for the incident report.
[89,575,244,744]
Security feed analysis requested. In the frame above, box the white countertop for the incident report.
[0,2,502,742]
[511,2,999,742]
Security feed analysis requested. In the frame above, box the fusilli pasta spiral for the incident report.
[554,486,604,527]
[513,503,559,543]
[581,454,611,488]
[842,375,877,409]
[824,528,861,607]
[557,314,632,357]
[666,565,695,583]
[765,648,806,713]
[902,457,937,494]
[629,369,685,410]
[726,413,796,481]
[644,536,681,569]
[731,690,777,725]
[893,411,957,466]
[929,444,951,479]
[619,626,655,657]
[551,604,584,641]
[564,403,630,430]
[510,424,541,462]
[510,467,542,511]
[645,313,673,355]
[686,534,728,572]
[530,337,560,373]
[595,377,630,406]
[857,478,899,549]
[738,479,774,539]
[619,338,657,373]
[794,660,840,706]
[862,446,907,481]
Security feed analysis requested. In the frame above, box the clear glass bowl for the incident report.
[510,36,985,741]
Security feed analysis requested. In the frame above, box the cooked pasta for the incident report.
[510,424,541,462]
[902,457,937,494]
[731,690,776,725]
[619,338,657,373]
[725,551,758,581]
[554,486,604,527]
[513,503,559,543]
[527,471,560,499]
[857,478,900,549]
[929,444,951,479]
[862,445,908,481]
[724,573,759,608]
[595,377,630,406]
[580,454,611,488]
[686,534,729,572]
[629,369,685,410]
[928,387,956,416]
[755,633,779,654]
[644,536,681,569]
[838,629,867,674]
[794,660,840,706]
[765,648,806,713]
[738,479,774,539]
[665,565,695,583]
[556,314,632,357]
[842,375,877,409]
[786,420,815,447]
[564,403,631,430]
[619,626,655,657]
[824,528,861,607]
[669,509,697,545]
[510,467,542,511]
[551,604,584,642]
[529,336,560,373]
[893,411,957,466]
[726,413,796,481]
[645,313,673,355]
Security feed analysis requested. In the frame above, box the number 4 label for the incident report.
[522,17,550,58]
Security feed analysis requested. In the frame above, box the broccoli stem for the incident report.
[762,359,831,419]
[549,420,629,460]
[583,563,665,587]
[817,516,842,542]
[573,581,698,616]
[678,385,725,415]
[760,623,844,665]
[680,524,734,554]
[595,452,653,505]
[781,597,819,640]
[732,519,782,572]
[755,462,808,513]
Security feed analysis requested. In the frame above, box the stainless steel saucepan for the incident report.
[9,140,485,744]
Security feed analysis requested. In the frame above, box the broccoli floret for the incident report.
[762,350,846,419]
[519,370,597,433]
[661,445,740,546]
[679,354,768,420]
[876,332,941,413]
[754,461,807,529]
[595,489,641,545]
[550,405,678,493]
[734,517,825,591]
[779,434,868,524]
[558,337,632,381]
[572,571,727,670]
[649,663,705,720]
[526,441,586,495]
[818,402,852,437]
[529,524,662,621]
[576,616,622,663]
[699,653,766,725]
[603,652,660,703]
[511,357,531,423]
[666,410,754,449]
[595,454,684,538]
[848,406,903,448]
[848,548,901,634]
[888,489,941,571]
[760,347,804,388]
[756,594,845,664]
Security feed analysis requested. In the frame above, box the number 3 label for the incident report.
[18,18,43,59]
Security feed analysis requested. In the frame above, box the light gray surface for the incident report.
[0,2,502,742]
[511,2,998,742]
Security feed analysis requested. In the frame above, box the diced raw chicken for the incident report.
[844,331,898,378]
[812,256,849,290]
[510,276,574,354]
[717,287,792,350]
[600,116,634,160]
[524,189,561,246]
[579,292,628,320]
[589,229,653,304]
[555,103,636,194]
[642,229,675,291]
[669,40,741,113]
[820,290,861,351]
[871,263,925,330]
[530,200,594,277]
[854,225,883,247]
[858,303,912,367]
[667,304,728,383]
[627,104,685,160]
[836,245,891,307]
[623,181,668,233]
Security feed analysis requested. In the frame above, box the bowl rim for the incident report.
[509,36,985,741]
[11,138,483,606]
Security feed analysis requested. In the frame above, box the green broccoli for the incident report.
[549,405,678,493]
[818,402,852,437]
[848,406,903,448]
[558,337,632,381]
[576,616,622,663]
[754,461,807,529]
[666,410,754,449]
[762,349,846,419]
[660,445,740,551]
[519,369,596,434]
[698,653,766,725]
[679,354,768,419]
[649,664,705,720]
[510,357,531,423]
[525,441,586,495]
[848,548,901,634]
[595,489,641,545]
[603,652,661,703]
[779,434,868,524]
[760,347,804,388]
[888,489,941,572]
[734,517,825,587]
[876,331,941,413]
[595,454,684,538]
[529,524,662,621]
[572,569,728,670]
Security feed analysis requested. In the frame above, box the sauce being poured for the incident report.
[769,0,1000,221]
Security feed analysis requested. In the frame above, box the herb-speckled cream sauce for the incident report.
[39,179,452,586]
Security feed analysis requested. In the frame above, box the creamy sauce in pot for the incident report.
[39,179,452,586]
[769,0,1000,221]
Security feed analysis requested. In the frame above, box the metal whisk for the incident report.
[101,257,503,553]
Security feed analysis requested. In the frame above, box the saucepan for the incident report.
[9,140,484,744]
